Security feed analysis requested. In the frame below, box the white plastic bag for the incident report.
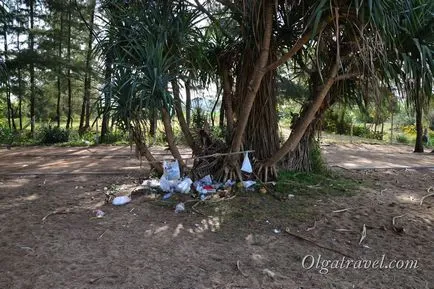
[243,180,256,188]
[199,175,212,185]
[163,160,181,180]
[141,179,160,188]
[175,202,185,213]
[176,177,193,194]
[160,174,174,192]
[112,196,131,206]
[241,152,253,173]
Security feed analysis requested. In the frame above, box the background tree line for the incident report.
[0,0,99,135]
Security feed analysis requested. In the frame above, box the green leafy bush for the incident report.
[38,126,69,144]
[101,131,128,144]
[0,125,14,144]
[352,126,371,137]
[309,140,326,173]
[396,134,410,144]
[401,125,416,135]
[67,130,97,146]
[322,110,351,135]
[192,107,207,130]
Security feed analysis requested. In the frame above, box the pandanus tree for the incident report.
[206,0,405,180]
[98,0,207,173]
[387,0,434,153]
[99,0,433,181]
[213,0,433,180]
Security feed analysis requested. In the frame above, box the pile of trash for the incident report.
[136,152,258,212]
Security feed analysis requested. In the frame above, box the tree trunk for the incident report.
[210,84,221,128]
[185,79,191,126]
[221,68,234,142]
[17,18,23,130]
[29,0,36,135]
[390,111,394,144]
[264,62,339,167]
[132,129,163,174]
[281,122,317,172]
[414,102,424,153]
[380,122,384,140]
[229,2,273,154]
[149,108,156,138]
[16,0,23,130]
[79,0,96,132]
[100,54,112,142]
[171,79,199,154]
[56,11,63,128]
[219,98,225,129]
[161,107,186,168]
[66,3,73,130]
[18,68,22,130]
[237,50,279,161]
[3,21,14,130]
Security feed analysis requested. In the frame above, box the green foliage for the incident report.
[396,112,416,126]
[430,113,434,130]
[100,131,128,144]
[396,134,410,144]
[322,110,352,135]
[192,107,207,129]
[401,125,416,135]
[352,126,370,137]
[0,125,35,145]
[352,125,384,140]
[0,125,14,144]
[66,130,97,146]
[309,140,326,173]
[276,170,358,198]
[38,126,69,144]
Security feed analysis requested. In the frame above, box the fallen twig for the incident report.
[262,268,290,280]
[190,201,206,216]
[392,214,407,233]
[236,260,248,277]
[16,244,34,253]
[97,229,108,240]
[419,187,434,206]
[284,228,353,258]
[332,208,351,213]
[207,195,237,203]
[41,208,76,222]
[359,224,367,245]
[306,221,317,232]
[335,228,352,232]
[262,269,275,279]
[88,275,117,284]
[188,196,236,215]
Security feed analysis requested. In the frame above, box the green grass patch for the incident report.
[196,170,360,231]
[276,170,358,198]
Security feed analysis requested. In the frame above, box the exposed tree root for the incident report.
[219,157,242,181]
[257,163,278,182]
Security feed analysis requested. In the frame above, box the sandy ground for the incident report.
[0,143,432,175]
[323,143,434,169]
[0,144,433,289]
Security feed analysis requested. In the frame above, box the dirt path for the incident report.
[0,145,190,175]
[0,143,432,175]
[0,145,433,289]
[323,143,434,169]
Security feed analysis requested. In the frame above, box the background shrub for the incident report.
[38,126,69,144]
